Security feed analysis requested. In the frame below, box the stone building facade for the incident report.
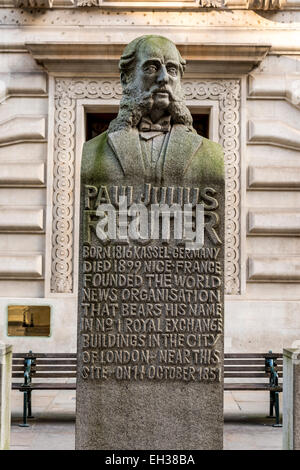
[0,1,300,353]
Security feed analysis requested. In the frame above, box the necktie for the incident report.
[139,115,171,133]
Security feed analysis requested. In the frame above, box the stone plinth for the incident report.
[283,347,300,450]
[76,167,225,449]
[0,343,12,450]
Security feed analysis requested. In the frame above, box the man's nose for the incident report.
[157,66,169,85]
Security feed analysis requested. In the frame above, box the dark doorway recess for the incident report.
[86,112,209,141]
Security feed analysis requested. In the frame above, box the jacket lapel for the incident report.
[163,124,203,184]
[107,124,203,184]
[107,128,145,179]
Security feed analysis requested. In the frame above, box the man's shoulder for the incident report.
[200,137,223,156]
[82,131,109,156]
[192,136,225,183]
[81,131,116,184]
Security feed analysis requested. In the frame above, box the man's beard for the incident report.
[108,82,193,134]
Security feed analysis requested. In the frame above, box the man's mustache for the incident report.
[149,85,177,101]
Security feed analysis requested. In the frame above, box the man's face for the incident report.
[133,37,182,113]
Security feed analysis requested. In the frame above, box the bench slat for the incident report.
[224,360,282,365]
[12,367,282,373]
[12,382,282,392]
[17,359,77,366]
[12,382,282,391]
[224,353,282,358]
[14,373,282,378]
[224,372,283,378]
[13,353,76,358]
[12,373,76,378]
[12,363,282,370]
[34,366,76,371]
[13,353,282,359]
[12,382,76,390]
[224,366,280,372]
[224,359,265,366]
[34,360,77,365]
[13,360,77,365]
[31,373,77,378]
[224,383,282,391]
[13,366,76,371]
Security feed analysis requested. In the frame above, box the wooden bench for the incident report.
[12,351,282,427]
[224,352,283,427]
[12,352,76,427]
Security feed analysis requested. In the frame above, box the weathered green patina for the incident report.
[81,35,224,187]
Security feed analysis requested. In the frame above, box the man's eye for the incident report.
[167,67,178,76]
[145,65,157,73]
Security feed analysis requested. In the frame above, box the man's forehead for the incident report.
[137,38,180,64]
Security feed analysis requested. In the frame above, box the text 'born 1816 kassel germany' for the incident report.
[76,35,225,450]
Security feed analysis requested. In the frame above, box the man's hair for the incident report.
[119,35,186,85]
[108,35,193,134]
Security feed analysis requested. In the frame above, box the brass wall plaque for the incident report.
[8,306,51,337]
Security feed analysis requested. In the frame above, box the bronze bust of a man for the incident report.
[82,35,224,187]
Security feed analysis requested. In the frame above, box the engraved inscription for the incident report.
[78,184,223,382]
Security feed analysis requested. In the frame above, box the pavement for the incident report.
[9,390,283,450]
[224,390,282,450]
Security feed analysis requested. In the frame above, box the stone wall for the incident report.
[0,56,47,298]
[0,6,299,353]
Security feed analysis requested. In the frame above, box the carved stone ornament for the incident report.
[77,0,98,6]
[52,78,240,295]
[225,0,285,7]
[248,0,284,7]
[14,0,53,7]
[12,0,287,8]
[199,0,223,6]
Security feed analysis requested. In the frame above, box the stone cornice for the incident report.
[26,42,270,74]
[2,0,300,9]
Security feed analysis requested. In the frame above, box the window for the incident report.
[86,112,209,141]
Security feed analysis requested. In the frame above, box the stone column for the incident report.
[283,347,300,450]
[0,343,12,450]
